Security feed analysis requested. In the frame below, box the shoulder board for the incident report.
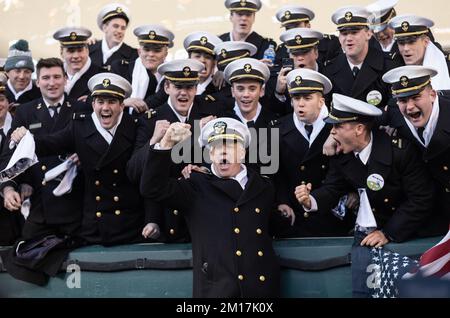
[73,112,88,120]
[205,94,216,102]
[391,137,406,149]
[121,60,129,65]
[145,109,157,120]
[269,119,281,127]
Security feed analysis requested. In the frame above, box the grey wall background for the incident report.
[0,0,448,60]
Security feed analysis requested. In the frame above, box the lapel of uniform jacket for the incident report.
[303,124,331,163]
[366,131,392,201]
[425,98,450,161]
[237,168,269,206]
[280,117,309,160]
[83,115,110,157]
[351,48,384,98]
[96,113,135,169]
[329,54,354,96]
[33,98,54,133]
[52,97,73,132]
[210,175,243,202]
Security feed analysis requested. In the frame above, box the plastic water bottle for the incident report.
[263,44,276,66]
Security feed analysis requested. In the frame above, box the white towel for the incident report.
[0,131,38,182]
[20,198,30,220]
[44,158,78,196]
[356,188,378,229]
[131,57,150,99]
[423,42,450,91]
[102,38,122,64]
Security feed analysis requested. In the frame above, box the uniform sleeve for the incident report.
[140,147,196,212]
[382,142,434,242]
[33,121,76,157]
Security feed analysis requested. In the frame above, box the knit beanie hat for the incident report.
[4,40,35,72]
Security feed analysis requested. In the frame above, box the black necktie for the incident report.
[305,125,313,139]
[352,66,359,79]
[0,129,6,144]
[356,153,365,166]
[417,127,426,144]
[247,120,255,128]
[48,104,61,119]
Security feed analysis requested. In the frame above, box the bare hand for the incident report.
[360,230,389,248]
[11,126,28,144]
[160,123,192,149]
[199,115,216,130]
[276,67,292,95]
[181,164,209,179]
[3,187,21,211]
[323,134,340,156]
[68,153,81,166]
[19,184,33,202]
[345,192,360,210]
[86,38,97,46]
[212,71,225,90]
[142,223,161,239]
[260,58,274,67]
[150,120,171,145]
[124,98,149,113]
[278,204,296,226]
[77,95,88,103]
[295,183,312,209]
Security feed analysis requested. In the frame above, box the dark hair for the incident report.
[36,58,66,78]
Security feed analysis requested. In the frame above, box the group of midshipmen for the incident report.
[0,0,449,297]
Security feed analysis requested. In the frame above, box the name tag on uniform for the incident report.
[29,123,42,130]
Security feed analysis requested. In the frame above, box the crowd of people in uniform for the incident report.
[0,0,449,297]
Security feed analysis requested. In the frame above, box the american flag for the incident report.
[416,226,450,280]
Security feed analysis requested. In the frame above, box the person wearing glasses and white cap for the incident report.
[53,26,103,102]
[273,69,353,238]
[127,59,224,243]
[382,65,450,234]
[111,24,175,114]
[10,73,152,246]
[183,32,223,98]
[89,3,138,72]
[220,0,277,63]
[323,6,400,108]
[296,93,434,247]
[389,15,450,93]
[140,117,280,297]
[274,5,341,68]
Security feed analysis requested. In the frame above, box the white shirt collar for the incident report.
[354,132,373,165]
[292,105,329,146]
[43,96,65,108]
[403,97,440,147]
[347,59,363,71]
[167,98,193,123]
[91,111,124,145]
[7,79,33,101]
[233,102,262,124]
[1,112,13,139]
[211,164,248,190]
[196,76,213,96]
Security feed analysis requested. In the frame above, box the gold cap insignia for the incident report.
[183,66,191,77]
[102,79,111,88]
[240,0,247,7]
[400,76,409,87]
[295,76,302,86]
[200,36,208,46]
[213,121,227,135]
[345,12,353,22]
[116,7,123,13]
[244,64,252,73]
[70,32,77,41]
[401,21,409,32]
[284,11,291,20]
[221,49,227,58]
[149,31,156,40]
[295,35,302,45]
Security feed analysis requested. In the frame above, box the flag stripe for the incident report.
[420,253,450,277]
[433,260,450,279]
[419,228,450,265]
